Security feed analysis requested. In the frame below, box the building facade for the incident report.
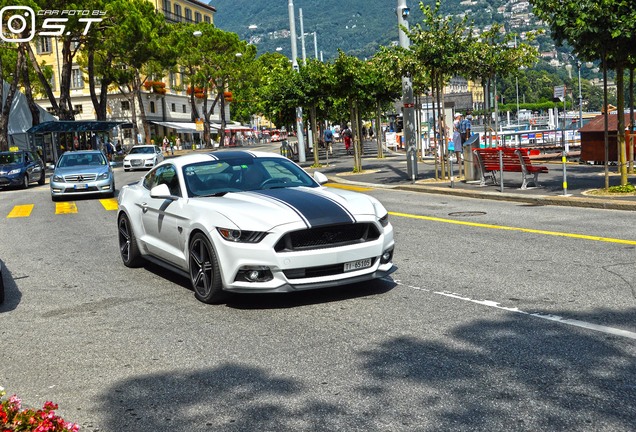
[31,0,224,148]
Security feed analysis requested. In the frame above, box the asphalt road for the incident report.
[0,166,635,431]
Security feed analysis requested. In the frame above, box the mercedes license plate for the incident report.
[344,258,372,272]
[74,184,88,190]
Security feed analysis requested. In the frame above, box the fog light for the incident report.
[236,266,273,283]
[381,248,393,264]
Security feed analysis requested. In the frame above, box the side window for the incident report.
[143,169,157,190]
[156,164,181,197]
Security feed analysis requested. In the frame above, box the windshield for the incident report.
[0,152,23,165]
[183,157,317,197]
[129,147,154,154]
[58,153,107,168]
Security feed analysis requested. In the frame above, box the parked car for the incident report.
[0,150,45,189]
[117,150,395,304]
[123,145,164,171]
[50,150,115,201]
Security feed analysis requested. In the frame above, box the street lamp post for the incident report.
[397,0,418,181]
[288,0,306,163]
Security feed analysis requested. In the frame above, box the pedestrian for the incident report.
[162,137,169,155]
[460,113,473,146]
[342,126,353,155]
[169,139,174,155]
[452,113,463,165]
[176,137,181,151]
[323,127,334,155]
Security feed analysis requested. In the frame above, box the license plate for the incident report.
[344,258,372,272]
[74,184,88,190]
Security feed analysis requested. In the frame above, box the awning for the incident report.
[27,120,131,134]
[151,121,200,133]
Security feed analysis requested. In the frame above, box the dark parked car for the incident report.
[0,150,46,189]
[0,261,4,304]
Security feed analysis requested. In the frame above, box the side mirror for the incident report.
[46,163,55,170]
[313,171,329,185]
[150,183,178,200]
[109,161,117,167]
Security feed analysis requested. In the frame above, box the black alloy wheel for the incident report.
[118,213,143,267]
[189,232,224,304]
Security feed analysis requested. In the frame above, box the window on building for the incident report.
[37,37,52,53]
[163,0,171,13]
[71,68,84,89]
[121,100,130,111]
[169,71,176,89]
[204,16,211,23]
[195,12,202,23]
[171,103,176,112]
[49,74,56,92]
[174,4,181,19]
[73,105,83,114]
[150,101,156,113]
[182,104,186,113]
[185,8,192,22]
[46,107,56,114]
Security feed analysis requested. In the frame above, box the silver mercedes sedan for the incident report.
[50,150,115,201]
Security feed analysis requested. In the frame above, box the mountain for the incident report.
[208,0,555,60]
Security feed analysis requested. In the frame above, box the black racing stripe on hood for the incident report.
[252,188,356,227]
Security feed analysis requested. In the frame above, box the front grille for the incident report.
[64,174,98,182]
[131,159,143,166]
[283,258,378,279]
[274,223,380,252]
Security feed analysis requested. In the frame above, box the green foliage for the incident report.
[607,183,636,193]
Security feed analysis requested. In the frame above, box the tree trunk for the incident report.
[204,91,221,148]
[376,101,383,158]
[436,71,446,179]
[58,39,76,120]
[19,44,40,127]
[431,73,438,180]
[629,68,634,174]
[0,47,23,151]
[616,66,627,185]
[25,43,60,117]
[87,49,111,121]
[134,73,151,144]
[310,105,319,166]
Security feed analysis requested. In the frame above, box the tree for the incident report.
[530,0,636,186]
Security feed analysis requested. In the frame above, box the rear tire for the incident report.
[189,232,225,304]
[118,213,143,267]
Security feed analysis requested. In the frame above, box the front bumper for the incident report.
[0,174,25,187]
[50,178,114,197]
[123,158,155,170]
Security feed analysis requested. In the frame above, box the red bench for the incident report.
[473,147,549,189]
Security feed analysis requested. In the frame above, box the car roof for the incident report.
[160,150,286,168]
[61,150,102,155]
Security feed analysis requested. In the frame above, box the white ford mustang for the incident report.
[117,150,395,303]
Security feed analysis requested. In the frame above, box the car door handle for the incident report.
[141,202,148,213]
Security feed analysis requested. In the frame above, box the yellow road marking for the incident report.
[55,202,78,214]
[99,198,118,211]
[325,182,372,192]
[7,204,34,218]
[389,211,636,245]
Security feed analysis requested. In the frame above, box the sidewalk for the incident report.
[164,140,636,211]
[299,147,636,212]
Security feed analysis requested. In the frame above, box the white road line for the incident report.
[393,280,636,340]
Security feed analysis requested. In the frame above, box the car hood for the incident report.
[125,153,154,159]
[54,166,109,175]
[190,186,381,231]
[0,163,23,172]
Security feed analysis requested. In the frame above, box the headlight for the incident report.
[8,168,21,175]
[52,175,64,182]
[217,227,267,243]
[98,172,110,180]
[379,213,389,227]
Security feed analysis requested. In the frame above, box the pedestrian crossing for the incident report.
[4,198,118,218]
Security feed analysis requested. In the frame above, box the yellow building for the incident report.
[32,0,221,147]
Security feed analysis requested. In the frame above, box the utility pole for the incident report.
[288,0,306,162]
[397,0,417,181]
[299,8,306,65]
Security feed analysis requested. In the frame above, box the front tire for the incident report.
[118,213,143,267]
[38,170,45,185]
[21,174,29,189]
[189,232,224,304]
